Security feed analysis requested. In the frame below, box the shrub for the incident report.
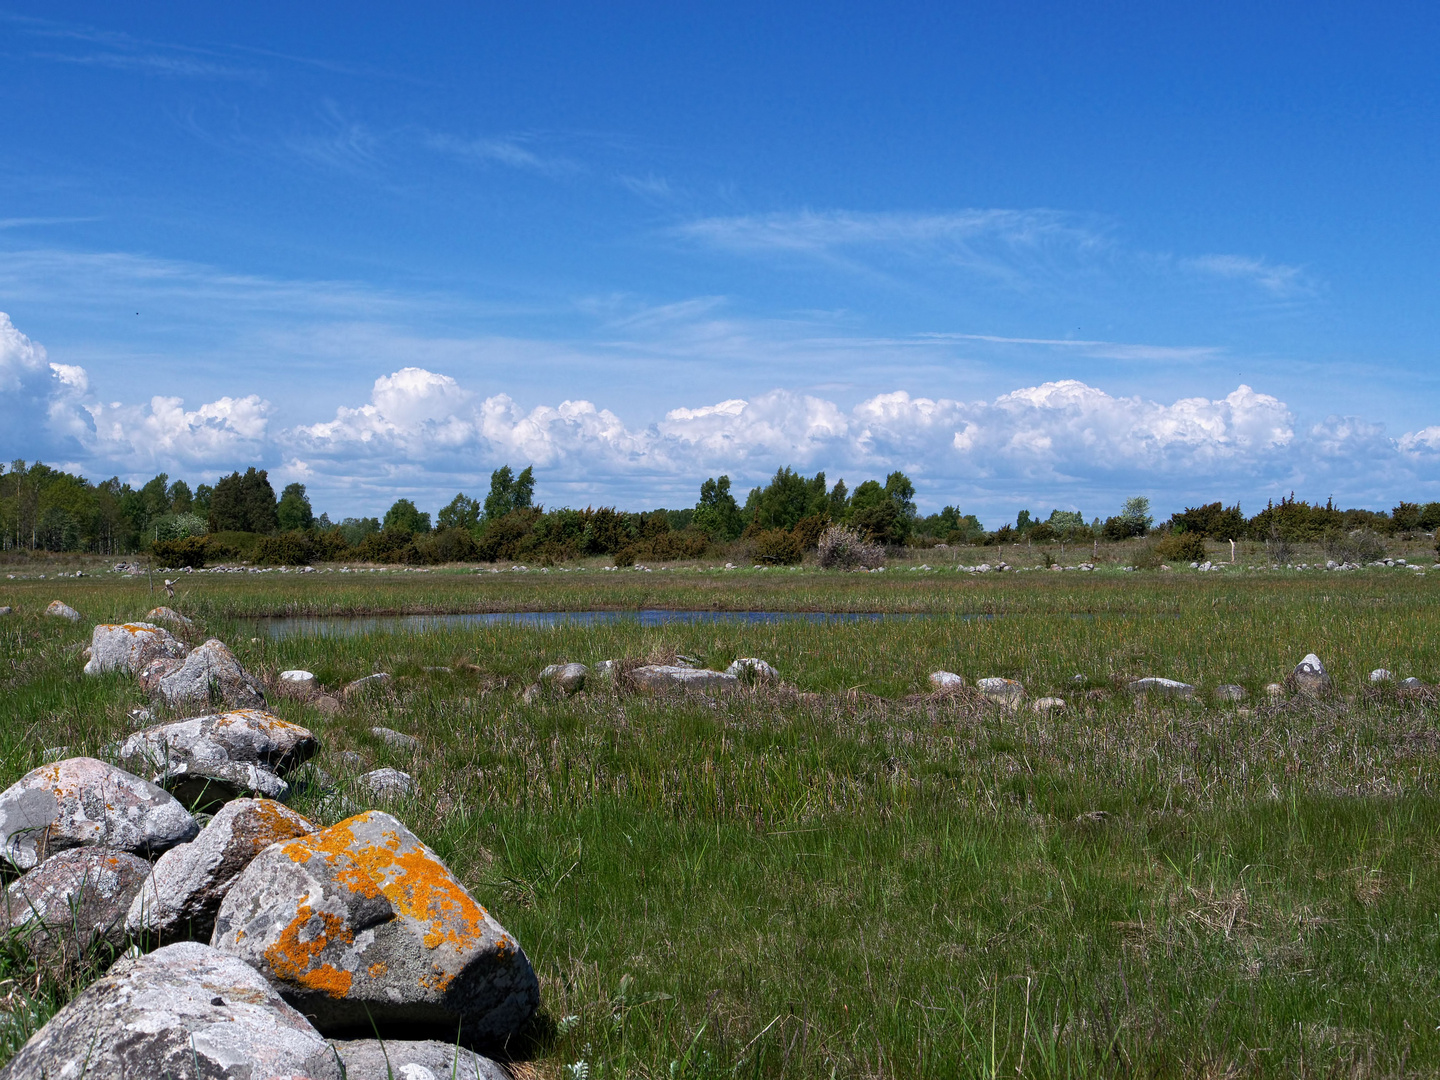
[1325,528,1386,565]
[751,528,803,565]
[792,514,830,550]
[816,525,884,570]
[254,532,314,566]
[1154,532,1207,563]
[414,526,479,564]
[356,528,417,564]
[151,535,209,568]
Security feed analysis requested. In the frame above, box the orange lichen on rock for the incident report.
[263,901,354,999]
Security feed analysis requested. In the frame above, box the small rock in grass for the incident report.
[332,1039,507,1079]
[7,847,150,967]
[1213,684,1247,702]
[976,677,1025,709]
[727,657,781,684]
[0,942,342,1080]
[629,665,739,693]
[1369,668,1393,683]
[928,670,965,691]
[313,693,343,715]
[1400,676,1425,689]
[343,672,392,698]
[1265,682,1286,698]
[83,622,187,677]
[212,810,538,1040]
[144,605,195,633]
[335,749,366,770]
[126,797,316,944]
[359,767,416,798]
[1031,696,1066,713]
[539,661,589,693]
[276,668,318,697]
[45,600,82,621]
[0,606,12,616]
[371,726,420,752]
[1126,677,1196,698]
[1291,652,1331,695]
[0,757,198,871]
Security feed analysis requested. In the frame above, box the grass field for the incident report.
[2,553,1440,1077]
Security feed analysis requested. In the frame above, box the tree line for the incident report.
[2,457,1436,565]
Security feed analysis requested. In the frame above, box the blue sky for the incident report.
[2,2,1439,525]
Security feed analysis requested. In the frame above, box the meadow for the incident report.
[2,547,1439,1077]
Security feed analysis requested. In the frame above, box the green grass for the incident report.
[2,560,1440,1076]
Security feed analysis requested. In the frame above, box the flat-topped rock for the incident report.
[127,798,316,944]
[119,709,317,810]
[45,599,82,621]
[156,638,267,711]
[0,757,198,871]
[976,677,1025,708]
[629,665,739,693]
[83,621,187,677]
[212,810,539,1040]
[277,668,319,697]
[540,662,589,693]
[1292,653,1331,695]
[0,942,342,1080]
[928,671,965,690]
[1127,677,1196,698]
[727,657,780,684]
[332,1039,507,1079]
[7,847,150,966]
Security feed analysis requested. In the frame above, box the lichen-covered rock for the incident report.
[1127,677,1196,698]
[629,665,739,693]
[331,1039,507,1079]
[127,798,317,944]
[119,709,317,809]
[539,662,589,693]
[83,621,187,677]
[928,671,965,691]
[212,810,539,1040]
[1292,653,1331,695]
[6,847,150,966]
[145,605,196,633]
[726,657,780,684]
[0,757,198,871]
[157,638,268,711]
[976,677,1025,709]
[0,942,342,1080]
[45,599,82,621]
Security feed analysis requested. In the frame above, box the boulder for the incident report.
[45,600,82,621]
[144,605,196,633]
[126,798,317,944]
[0,942,342,1080]
[539,662,589,693]
[136,654,183,695]
[928,671,965,691]
[1214,684,1248,702]
[726,657,780,684]
[82,622,187,677]
[118,709,318,809]
[1292,653,1331,695]
[332,1039,507,1079]
[1126,677,1196,698]
[278,668,319,697]
[629,665,739,693]
[359,767,416,798]
[212,810,539,1041]
[372,727,420,752]
[157,638,268,711]
[6,847,150,966]
[0,757,198,871]
[976,677,1025,709]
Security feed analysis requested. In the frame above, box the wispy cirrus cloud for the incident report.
[1184,254,1313,298]
[423,132,578,177]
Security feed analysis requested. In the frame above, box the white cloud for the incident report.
[1184,254,1312,298]
[1398,426,1440,457]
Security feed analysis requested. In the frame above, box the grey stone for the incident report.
[726,657,780,684]
[976,677,1025,709]
[359,767,416,798]
[1292,652,1331,695]
[6,847,150,966]
[277,668,319,697]
[1401,677,1425,689]
[1127,677,1196,698]
[83,621,187,677]
[336,750,367,770]
[45,600,82,621]
[144,605,196,633]
[212,810,539,1041]
[331,1039,507,1079]
[157,638,268,712]
[0,606,12,616]
[118,709,317,810]
[539,662,589,693]
[1031,696,1066,713]
[372,726,420,752]
[344,672,392,698]
[0,757,198,871]
[629,664,739,693]
[126,798,316,944]
[928,671,965,690]
[1369,668,1393,683]
[0,942,342,1080]
[1214,684,1247,702]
